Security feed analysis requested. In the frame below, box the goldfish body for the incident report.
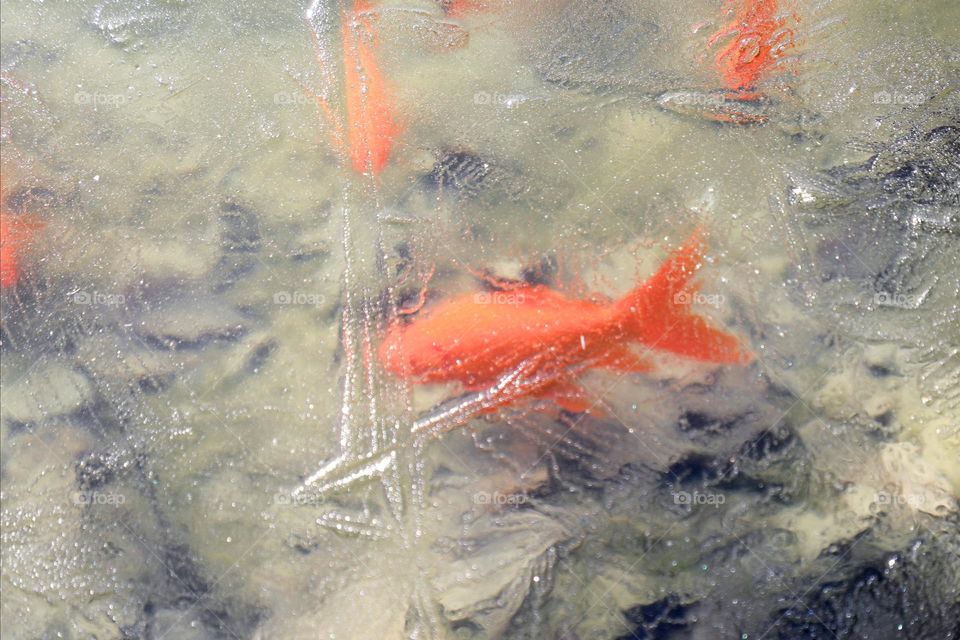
[708,0,798,94]
[1,174,41,290]
[0,210,38,289]
[379,230,752,414]
[342,1,400,175]
[442,0,500,18]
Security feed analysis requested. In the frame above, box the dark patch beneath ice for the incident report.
[75,448,146,491]
[768,530,960,640]
[867,363,895,378]
[242,338,276,375]
[137,373,172,394]
[677,410,739,435]
[616,594,696,640]
[123,475,265,640]
[418,148,545,209]
[138,328,245,352]
[214,201,262,293]
[496,370,794,499]
[817,529,872,560]
[422,149,496,197]
[76,451,118,490]
[135,301,247,351]
[662,452,727,487]
[133,542,262,640]
[740,424,798,463]
[796,123,959,292]
[3,185,58,213]
[160,543,217,608]
[219,201,262,254]
[521,254,560,287]
[664,455,787,504]
[874,125,960,208]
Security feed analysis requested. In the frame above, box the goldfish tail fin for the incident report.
[617,228,752,364]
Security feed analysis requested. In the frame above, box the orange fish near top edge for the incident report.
[708,0,798,95]
[378,229,753,414]
[441,0,501,18]
[342,0,400,175]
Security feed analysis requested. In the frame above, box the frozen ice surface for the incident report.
[1,0,958,638]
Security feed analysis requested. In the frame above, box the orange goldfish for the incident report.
[342,0,400,175]
[0,203,39,290]
[379,229,752,414]
[708,0,798,95]
[441,0,501,18]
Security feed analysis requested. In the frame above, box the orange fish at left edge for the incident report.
[379,229,753,416]
[0,190,41,290]
[342,0,401,176]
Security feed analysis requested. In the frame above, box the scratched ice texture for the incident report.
[0,0,957,639]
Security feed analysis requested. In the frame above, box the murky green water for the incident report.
[2,0,958,638]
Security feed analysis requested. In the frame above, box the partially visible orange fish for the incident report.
[441,0,500,18]
[0,193,40,290]
[379,229,752,414]
[708,0,798,95]
[656,89,771,125]
[342,0,401,175]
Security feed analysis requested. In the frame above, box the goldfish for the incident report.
[441,0,500,18]
[379,229,752,414]
[708,0,799,95]
[0,203,39,290]
[341,0,400,175]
